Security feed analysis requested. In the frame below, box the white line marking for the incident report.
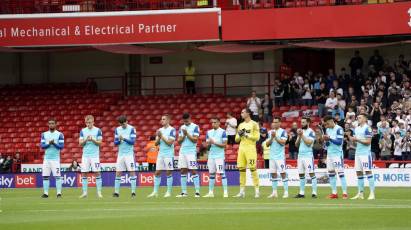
[11,204,411,214]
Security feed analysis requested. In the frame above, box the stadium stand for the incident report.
[0,83,121,167]
[1,48,410,173]
[0,82,324,171]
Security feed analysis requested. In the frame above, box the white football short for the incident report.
[42,160,61,177]
[178,154,198,170]
[116,155,136,172]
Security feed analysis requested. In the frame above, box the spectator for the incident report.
[325,91,338,116]
[390,101,401,116]
[313,129,324,159]
[88,78,98,93]
[287,122,298,159]
[273,80,284,107]
[262,139,270,169]
[346,87,356,104]
[352,69,365,95]
[301,81,313,106]
[318,156,327,169]
[368,65,378,80]
[401,131,411,160]
[247,91,261,121]
[348,95,359,110]
[345,106,356,120]
[399,122,407,137]
[326,69,337,89]
[257,128,268,156]
[362,91,373,106]
[293,71,304,87]
[345,129,356,160]
[388,89,401,108]
[349,50,364,77]
[377,115,390,139]
[338,67,350,91]
[391,120,400,134]
[261,93,273,124]
[368,50,384,72]
[336,93,346,119]
[394,61,406,74]
[184,60,196,94]
[371,127,381,160]
[145,136,159,171]
[68,160,81,172]
[13,153,22,173]
[370,102,383,126]
[315,82,328,117]
[225,112,237,145]
[376,90,388,108]
[379,133,392,161]
[0,153,4,165]
[357,98,370,114]
[393,132,403,160]
[313,74,322,91]
[334,113,345,128]
[198,142,209,161]
[1,156,12,173]
[284,80,299,105]
[330,80,343,96]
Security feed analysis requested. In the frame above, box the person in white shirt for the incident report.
[330,80,344,96]
[225,112,237,145]
[302,83,313,106]
[247,91,261,122]
[294,72,304,86]
[391,120,400,135]
[393,132,403,161]
[325,91,338,116]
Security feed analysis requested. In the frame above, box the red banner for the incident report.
[222,2,411,41]
[0,9,219,47]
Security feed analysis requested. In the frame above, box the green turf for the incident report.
[1,186,410,230]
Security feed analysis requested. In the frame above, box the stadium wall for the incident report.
[140,49,277,95]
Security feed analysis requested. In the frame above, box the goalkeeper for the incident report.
[233,108,260,198]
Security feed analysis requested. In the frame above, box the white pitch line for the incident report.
[29,201,411,209]
[8,204,411,214]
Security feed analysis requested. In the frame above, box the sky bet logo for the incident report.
[201,172,222,186]
[62,174,76,187]
[139,172,154,186]
[77,174,96,187]
[120,174,134,184]
[0,176,14,188]
[15,175,36,188]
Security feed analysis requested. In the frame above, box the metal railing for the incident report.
[0,0,402,14]
[86,75,128,96]
[87,71,279,96]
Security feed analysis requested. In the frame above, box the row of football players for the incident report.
[39,110,375,200]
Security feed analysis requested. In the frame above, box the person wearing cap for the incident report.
[257,127,268,157]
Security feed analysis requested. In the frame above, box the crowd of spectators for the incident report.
[256,50,411,161]
[0,153,22,173]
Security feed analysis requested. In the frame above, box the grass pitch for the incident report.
[1,187,410,230]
